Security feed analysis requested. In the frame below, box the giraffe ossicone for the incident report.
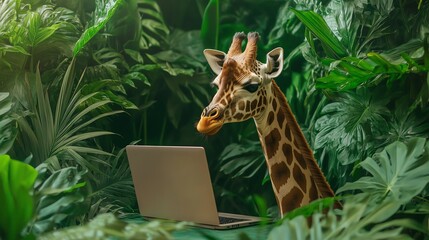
[196,32,335,217]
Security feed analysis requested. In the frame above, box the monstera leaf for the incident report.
[337,138,429,204]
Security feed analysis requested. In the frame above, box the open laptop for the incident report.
[126,145,263,229]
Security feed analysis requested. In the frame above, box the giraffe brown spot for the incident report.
[264,128,281,159]
[281,186,304,213]
[294,150,307,169]
[277,109,285,127]
[309,180,318,201]
[282,143,293,165]
[272,99,278,111]
[257,96,263,107]
[293,163,307,192]
[234,113,244,120]
[246,101,251,112]
[271,162,290,193]
[263,98,267,105]
[231,104,237,115]
[238,101,245,110]
[220,99,226,106]
[251,100,257,109]
[285,124,292,141]
[267,111,275,125]
[244,113,251,119]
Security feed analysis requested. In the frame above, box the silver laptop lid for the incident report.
[126,145,220,225]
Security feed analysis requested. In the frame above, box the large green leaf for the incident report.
[200,0,219,49]
[337,138,429,204]
[316,53,419,90]
[137,0,169,50]
[291,9,348,58]
[73,0,124,56]
[31,165,86,235]
[0,155,37,240]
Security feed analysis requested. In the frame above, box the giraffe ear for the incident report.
[204,49,226,75]
[264,47,284,78]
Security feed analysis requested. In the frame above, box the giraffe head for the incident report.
[197,32,284,135]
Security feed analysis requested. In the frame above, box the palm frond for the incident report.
[15,59,121,169]
[86,145,137,218]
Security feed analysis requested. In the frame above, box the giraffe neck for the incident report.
[254,81,334,217]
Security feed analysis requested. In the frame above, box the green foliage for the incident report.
[0,0,81,71]
[30,165,86,234]
[291,9,348,58]
[315,88,389,165]
[200,0,219,49]
[84,145,136,219]
[316,51,427,91]
[14,59,121,169]
[0,92,17,154]
[39,213,187,240]
[338,138,429,204]
[0,155,37,240]
[73,0,124,56]
[219,140,265,180]
[268,196,427,240]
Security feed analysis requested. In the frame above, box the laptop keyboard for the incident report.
[218,216,247,224]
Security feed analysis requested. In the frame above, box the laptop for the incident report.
[126,145,263,229]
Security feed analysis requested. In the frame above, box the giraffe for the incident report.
[196,32,335,217]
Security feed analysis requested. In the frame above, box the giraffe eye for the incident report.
[243,83,259,93]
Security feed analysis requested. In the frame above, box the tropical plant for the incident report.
[337,137,429,205]
[268,195,427,240]
[30,164,87,235]
[38,213,187,240]
[82,145,137,221]
[0,155,38,240]
[13,59,120,170]
[290,0,429,188]
[0,0,81,72]
[0,92,17,154]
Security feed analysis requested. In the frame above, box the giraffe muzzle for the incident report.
[196,107,224,135]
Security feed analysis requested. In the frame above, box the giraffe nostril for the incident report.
[209,108,218,117]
